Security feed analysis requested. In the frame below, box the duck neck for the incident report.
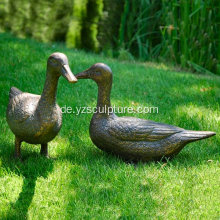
[39,70,59,107]
[96,80,112,114]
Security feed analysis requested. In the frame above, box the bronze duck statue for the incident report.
[76,63,216,162]
[6,52,77,159]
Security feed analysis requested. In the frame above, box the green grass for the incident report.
[0,33,219,219]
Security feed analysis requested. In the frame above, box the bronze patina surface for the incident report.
[76,63,216,162]
[6,53,77,159]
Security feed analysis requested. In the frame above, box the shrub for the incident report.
[97,0,125,51]
[118,0,162,61]
[66,0,88,48]
[81,0,103,51]
[161,0,219,74]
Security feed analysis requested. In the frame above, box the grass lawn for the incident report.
[0,33,219,219]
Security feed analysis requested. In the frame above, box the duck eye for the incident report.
[50,58,58,66]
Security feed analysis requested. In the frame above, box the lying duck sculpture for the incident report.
[76,63,216,162]
[6,52,77,159]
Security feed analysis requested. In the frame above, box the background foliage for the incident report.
[0,0,219,74]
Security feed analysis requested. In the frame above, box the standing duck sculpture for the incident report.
[6,53,77,159]
[76,63,216,162]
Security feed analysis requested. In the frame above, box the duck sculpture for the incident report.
[76,63,216,162]
[6,52,77,159]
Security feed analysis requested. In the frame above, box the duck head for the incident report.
[75,63,112,84]
[47,52,77,83]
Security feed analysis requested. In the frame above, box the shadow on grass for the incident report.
[57,130,218,217]
[0,132,217,219]
[0,141,54,219]
[58,144,160,219]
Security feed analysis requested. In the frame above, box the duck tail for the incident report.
[181,130,216,142]
[9,87,22,99]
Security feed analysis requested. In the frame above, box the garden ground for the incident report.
[0,33,219,219]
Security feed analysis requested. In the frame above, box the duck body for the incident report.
[90,113,215,162]
[76,63,216,162]
[7,89,62,144]
[6,53,77,158]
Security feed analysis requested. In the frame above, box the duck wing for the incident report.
[7,92,40,123]
[108,116,184,142]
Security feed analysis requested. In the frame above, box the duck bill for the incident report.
[61,65,77,83]
[75,71,90,79]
